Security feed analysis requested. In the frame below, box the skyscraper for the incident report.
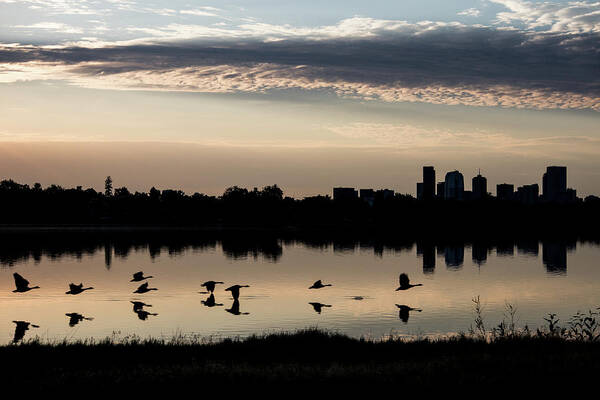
[472,171,487,200]
[437,182,445,199]
[444,171,464,200]
[497,183,514,201]
[423,166,435,200]
[542,166,567,202]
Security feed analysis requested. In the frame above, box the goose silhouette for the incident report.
[12,321,39,343]
[309,280,332,289]
[65,283,94,295]
[226,299,249,315]
[131,301,152,312]
[225,284,249,300]
[201,294,223,307]
[65,313,94,327]
[12,273,40,293]
[135,309,158,320]
[396,273,423,291]
[201,280,224,294]
[133,282,158,294]
[396,304,422,323]
[130,271,153,282]
[309,302,332,314]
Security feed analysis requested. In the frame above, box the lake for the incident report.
[1,232,599,343]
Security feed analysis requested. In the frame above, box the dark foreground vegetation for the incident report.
[3,306,600,394]
[1,178,600,236]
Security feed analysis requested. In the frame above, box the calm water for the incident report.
[1,235,599,343]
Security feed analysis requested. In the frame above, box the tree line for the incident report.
[0,177,599,236]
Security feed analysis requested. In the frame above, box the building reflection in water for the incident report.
[542,240,576,275]
[416,242,436,275]
[444,244,464,270]
[104,242,112,269]
[471,242,489,267]
[517,239,539,256]
[496,241,514,257]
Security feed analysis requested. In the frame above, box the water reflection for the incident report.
[395,305,422,323]
[226,299,249,316]
[1,232,596,273]
[543,240,576,275]
[201,294,223,308]
[309,302,332,314]
[1,232,599,342]
[131,301,158,320]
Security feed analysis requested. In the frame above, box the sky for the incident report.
[0,0,599,197]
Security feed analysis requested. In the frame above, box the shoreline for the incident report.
[2,329,599,391]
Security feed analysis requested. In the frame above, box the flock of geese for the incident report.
[9,271,424,342]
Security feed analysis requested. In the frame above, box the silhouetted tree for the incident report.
[104,176,113,197]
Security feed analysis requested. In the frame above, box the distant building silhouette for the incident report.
[416,182,423,200]
[516,184,539,204]
[543,166,567,202]
[359,189,375,206]
[377,189,394,201]
[436,182,445,199]
[497,183,514,201]
[423,166,435,200]
[444,171,464,200]
[472,171,487,200]
[333,187,358,201]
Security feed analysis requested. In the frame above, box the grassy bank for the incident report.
[2,328,600,393]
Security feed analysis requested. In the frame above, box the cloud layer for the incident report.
[1,3,599,111]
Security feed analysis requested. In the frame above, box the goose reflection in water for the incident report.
[201,293,223,308]
[309,302,332,314]
[130,301,158,320]
[226,299,249,315]
[12,321,39,343]
[395,305,422,323]
[65,313,94,327]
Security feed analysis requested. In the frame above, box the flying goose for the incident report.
[225,284,249,300]
[12,273,40,293]
[133,282,158,294]
[201,280,224,294]
[65,283,94,295]
[309,280,332,289]
[131,301,152,312]
[396,273,423,291]
[12,321,39,343]
[130,271,153,282]
[65,313,94,327]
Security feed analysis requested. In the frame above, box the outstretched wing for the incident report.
[69,283,79,291]
[13,273,29,289]
[133,271,143,279]
[138,282,149,290]
[314,280,322,286]
[399,273,409,287]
